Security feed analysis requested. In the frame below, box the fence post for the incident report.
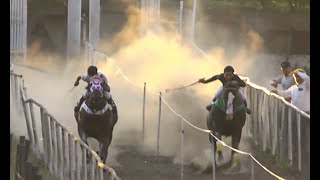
[211,141,216,180]
[190,0,197,42]
[142,82,146,145]
[297,112,301,171]
[50,119,58,176]
[40,107,48,164]
[75,140,81,180]
[81,146,87,180]
[68,134,75,180]
[21,84,35,145]
[251,158,255,180]
[180,115,184,180]
[56,126,64,180]
[29,101,40,156]
[179,0,183,36]
[156,92,162,158]
[288,108,293,166]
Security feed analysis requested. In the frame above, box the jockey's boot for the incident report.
[243,100,251,114]
[74,97,85,113]
[107,97,117,114]
[206,97,217,111]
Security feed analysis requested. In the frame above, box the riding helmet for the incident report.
[88,65,98,76]
[224,65,234,73]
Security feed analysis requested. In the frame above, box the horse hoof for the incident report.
[222,161,241,175]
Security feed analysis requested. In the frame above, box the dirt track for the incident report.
[110,141,301,180]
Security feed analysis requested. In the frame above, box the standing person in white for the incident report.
[271,68,310,114]
[270,61,296,102]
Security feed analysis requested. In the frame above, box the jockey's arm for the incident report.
[74,75,82,86]
[202,74,219,83]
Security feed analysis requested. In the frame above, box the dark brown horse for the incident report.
[206,80,246,168]
[74,77,118,165]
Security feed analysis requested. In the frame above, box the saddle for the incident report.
[213,98,245,113]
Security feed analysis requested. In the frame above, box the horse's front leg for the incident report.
[78,125,92,163]
[230,127,242,166]
[99,129,113,166]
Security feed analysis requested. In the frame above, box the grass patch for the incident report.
[10,134,59,180]
[244,137,300,174]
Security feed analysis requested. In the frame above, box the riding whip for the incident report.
[165,81,199,93]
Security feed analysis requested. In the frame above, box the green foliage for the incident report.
[205,0,309,12]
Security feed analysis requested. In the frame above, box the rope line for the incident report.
[86,44,287,180]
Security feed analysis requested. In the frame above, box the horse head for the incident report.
[220,81,240,120]
[87,76,107,112]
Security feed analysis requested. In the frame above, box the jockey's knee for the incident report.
[104,91,111,99]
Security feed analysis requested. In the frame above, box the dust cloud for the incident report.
[10,0,273,172]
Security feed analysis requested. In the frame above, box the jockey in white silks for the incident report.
[73,65,117,114]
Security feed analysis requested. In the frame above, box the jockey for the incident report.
[198,65,251,114]
[73,65,117,114]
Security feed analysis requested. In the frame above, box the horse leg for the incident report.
[230,128,242,166]
[100,129,113,165]
[78,125,92,163]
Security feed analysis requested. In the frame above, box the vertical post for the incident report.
[69,135,75,180]
[29,102,40,156]
[89,0,101,48]
[67,0,82,58]
[21,86,34,144]
[251,158,255,180]
[62,130,70,178]
[45,114,53,173]
[90,155,95,180]
[56,126,64,180]
[179,1,184,36]
[81,146,87,180]
[180,117,184,180]
[142,82,146,145]
[297,112,301,171]
[40,107,48,164]
[22,0,27,63]
[75,140,81,180]
[190,0,197,42]
[280,104,286,162]
[50,119,58,176]
[288,108,293,166]
[211,141,216,180]
[156,92,162,158]
[272,98,279,155]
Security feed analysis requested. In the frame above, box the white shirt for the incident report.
[81,72,108,84]
[277,72,310,112]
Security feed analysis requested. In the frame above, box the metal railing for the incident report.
[10,65,121,180]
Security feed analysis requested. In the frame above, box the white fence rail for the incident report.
[244,79,310,174]
[10,65,121,180]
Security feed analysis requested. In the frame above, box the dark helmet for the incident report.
[224,65,234,73]
[281,61,291,69]
[87,66,98,76]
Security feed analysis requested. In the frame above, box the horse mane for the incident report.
[219,81,239,98]
[218,81,242,106]
[87,90,107,111]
